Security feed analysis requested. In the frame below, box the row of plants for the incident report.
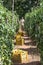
[0,3,19,65]
[24,3,43,65]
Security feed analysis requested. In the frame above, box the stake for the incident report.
[12,0,14,27]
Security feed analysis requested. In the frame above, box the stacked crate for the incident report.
[16,33,25,45]
[12,29,29,64]
[11,49,28,63]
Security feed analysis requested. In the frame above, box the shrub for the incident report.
[0,3,19,65]
[24,6,43,65]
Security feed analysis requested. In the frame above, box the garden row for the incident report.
[24,4,43,65]
[0,3,19,65]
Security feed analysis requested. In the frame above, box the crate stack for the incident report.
[11,29,29,64]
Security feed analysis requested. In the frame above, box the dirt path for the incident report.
[13,31,41,65]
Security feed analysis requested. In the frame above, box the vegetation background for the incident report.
[0,0,43,65]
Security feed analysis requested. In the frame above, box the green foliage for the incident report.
[0,0,43,65]
[14,0,40,18]
[24,5,43,65]
[0,4,19,65]
[2,0,40,18]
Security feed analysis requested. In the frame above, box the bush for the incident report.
[0,4,19,65]
[24,6,43,65]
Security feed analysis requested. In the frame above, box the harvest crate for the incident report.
[16,34,24,45]
[11,49,28,63]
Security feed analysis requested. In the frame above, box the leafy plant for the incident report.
[24,3,43,65]
[0,4,19,65]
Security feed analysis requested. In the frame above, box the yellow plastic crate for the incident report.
[11,49,28,63]
[21,38,25,45]
[16,34,24,45]
[16,34,21,41]
[20,51,28,63]
[16,38,24,45]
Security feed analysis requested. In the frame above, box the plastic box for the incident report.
[16,34,24,45]
[12,49,28,63]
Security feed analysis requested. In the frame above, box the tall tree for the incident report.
[2,0,40,18]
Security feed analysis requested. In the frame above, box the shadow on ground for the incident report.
[13,61,41,65]
[20,47,39,55]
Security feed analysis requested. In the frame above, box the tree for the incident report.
[2,0,40,18]
[14,0,40,18]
